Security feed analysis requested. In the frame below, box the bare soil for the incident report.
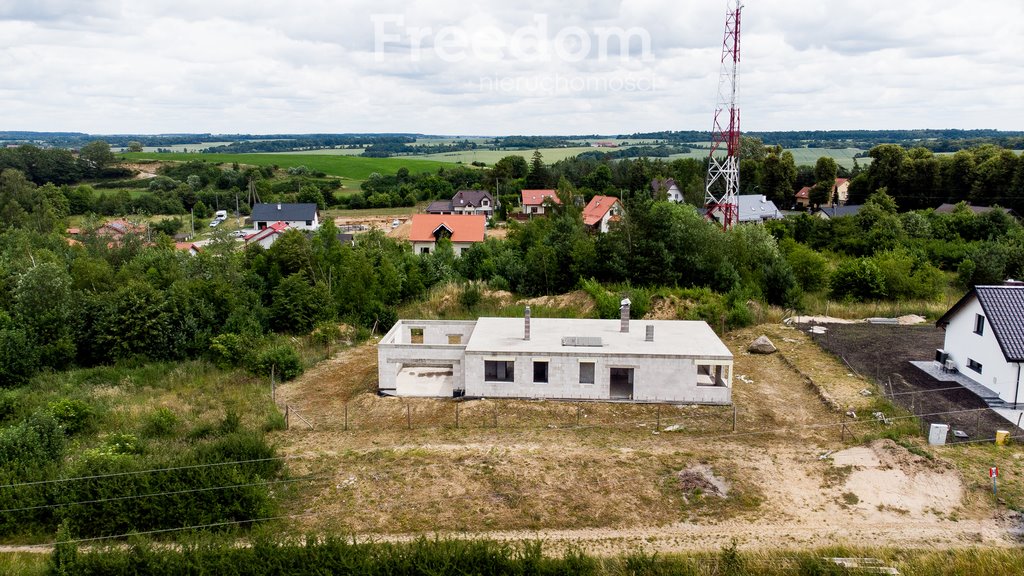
[809,322,1013,440]
[268,323,1020,555]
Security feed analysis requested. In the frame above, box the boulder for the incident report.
[747,335,777,354]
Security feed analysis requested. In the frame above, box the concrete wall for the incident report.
[943,297,1022,403]
[377,320,477,394]
[462,351,731,404]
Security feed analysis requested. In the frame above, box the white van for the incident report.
[214,210,228,220]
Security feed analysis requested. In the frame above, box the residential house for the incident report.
[816,205,863,220]
[251,203,319,231]
[795,186,812,208]
[737,195,782,223]
[174,242,202,256]
[936,283,1024,407]
[96,219,146,242]
[377,301,734,403]
[520,189,561,216]
[244,221,290,249]
[651,178,685,203]
[795,178,850,209]
[426,190,498,218]
[935,203,1019,219]
[582,195,623,233]
[409,214,486,256]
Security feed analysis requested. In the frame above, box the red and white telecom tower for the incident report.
[704,0,743,229]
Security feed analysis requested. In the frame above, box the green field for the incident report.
[416,146,598,165]
[122,152,454,183]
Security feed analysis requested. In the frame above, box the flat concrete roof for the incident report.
[464,317,732,360]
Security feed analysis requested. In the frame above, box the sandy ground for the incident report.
[268,326,1020,555]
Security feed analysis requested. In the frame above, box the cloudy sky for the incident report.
[1,0,1022,135]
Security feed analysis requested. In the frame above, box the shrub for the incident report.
[140,407,179,438]
[101,433,143,455]
[208,333,252,369]
[0,412,65,467]
[49,399,95,436]
[829,258,886,302]
[250,344,303,381]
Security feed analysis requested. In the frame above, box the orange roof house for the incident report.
[582,195,623,233]
[409,214,486,256]
[520,189,561,216]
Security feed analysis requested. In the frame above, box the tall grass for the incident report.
[48,537,1024,576]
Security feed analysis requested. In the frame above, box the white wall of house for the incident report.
[462,352,730,403]
[595,204,621,233]
[666,185,684,203]
[254,215,319,230]
[943,296,1023,403]
[412,241,476,256]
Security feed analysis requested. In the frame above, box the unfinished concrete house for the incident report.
[377,301,734,404]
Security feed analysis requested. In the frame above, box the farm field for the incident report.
[414,146,597,164]
[121,152,454,184]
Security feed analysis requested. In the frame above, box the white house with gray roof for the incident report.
[251,203,320,231]
[377,301,733,404]
[936,283,1024,407]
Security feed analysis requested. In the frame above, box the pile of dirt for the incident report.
[676,465,730,502]
[896,314,928,325]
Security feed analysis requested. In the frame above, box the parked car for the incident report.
[230,230,247,238]
[209,219,221,228]
[391,219,401,228]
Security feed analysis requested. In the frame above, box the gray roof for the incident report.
[464,317,732,360]
[736,195,782,222]
[426,200,453,213]
[818,204,863,219]
[452,190,494,208]
[938,284,1024,362]
[251,203,317,222]
[935,203,1018,217]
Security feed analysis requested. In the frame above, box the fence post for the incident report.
[732,404,737,433]
[493,405,498,428]
[576,405,581,427]
[407,404,411,430]
[657,405,661,430]
[455,402,460,429]
[285,405,290,430]
[344,402,348,431]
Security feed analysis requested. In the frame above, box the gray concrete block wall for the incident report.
[463,352,731,404]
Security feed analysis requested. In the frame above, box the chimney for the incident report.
[1004,279,1024,286]
[646,325,654,342]
[524,305,531,340]
[620,298,631,333]
[277,203,282,210]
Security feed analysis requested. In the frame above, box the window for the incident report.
[533,361,548,383]
[579,362,595,384]
[974,314,985,335]
[305,220,312,226]
[420,247,430,254]
[484,360,514,382]
[447,334,462,345]
[410,328,424,344]
[967,359,983,373]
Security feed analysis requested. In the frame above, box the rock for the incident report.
[747,335,777,354]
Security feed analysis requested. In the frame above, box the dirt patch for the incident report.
[516,290,595,316]
[676,465,730,503]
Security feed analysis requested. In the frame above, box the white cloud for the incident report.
[0,0,1022,134]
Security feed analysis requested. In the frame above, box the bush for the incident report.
[140,407,179,438]
[829,258,887,302]
[0,412,65,467]
[208,333,253,369]
[49,399,95,436]
[250,344,303,381]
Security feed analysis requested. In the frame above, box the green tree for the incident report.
[13,263,76,369]
[811,157,838,207]
[761,147,797,207]
[270,273,322,334]
[79,140,115,174]
[525,150,551,189]
[126,141,144,153]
